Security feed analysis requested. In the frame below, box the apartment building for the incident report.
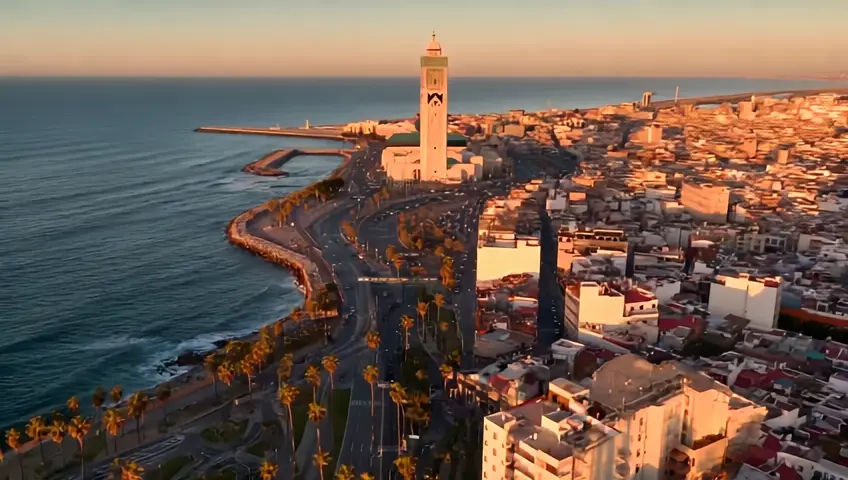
[482,355,767,480]
[564,282,659,334]
[477,232,542,282]
[557,227,629,271]
[707,273,782,331]
[680,181,730,223]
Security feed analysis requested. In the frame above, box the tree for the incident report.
[336,464,355,480]
[278,353,294,385]
[120,459,145,480]
[92,386,107,436]
[440,363,455,394]
[362,365,379,418]
[67,416,91,479]
[103,408,124,455]
[278,383,300,474]
[394,455,417,480]
[389,384,407,448]
[110,386,123,406]
[240,358,257,397]
[416,301,429,340]
[67,396,80,414]
[5,428,23,478]
[156,384,172,425]
[322,354,339,394]
[259,460,279,480]
[49,415,67,455]
[313,449,331,480]
[341,220,357,244]
[365,331,380,362]
[393,257,405,278]
[385,245,398,262]
[360,474,376,480]
[400,315,414,357]
[204,353,223,402]
[127,392,148,444]
[305,364,322,401]
[307,402,328,464]
[217,361,236,387]
[25,416,47,464]
[433,293,445,341]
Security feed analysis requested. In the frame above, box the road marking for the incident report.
[351,399,382,407]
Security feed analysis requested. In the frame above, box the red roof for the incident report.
[775,463,802,480]
[623,289,655,304]
[735,369,766,389]
[658,314,700,331]
[743,445,777,468]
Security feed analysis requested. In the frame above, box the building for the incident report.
[680,181,730,223]
[557,227,629,271]
[707,273,782,330]
[379,34,484,183]
[482,355,766,480]
[564,282,659,339]
[477,233,541,283]
[420,32,448,181]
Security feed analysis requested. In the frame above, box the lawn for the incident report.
[200,419,248,444]
[158,455,193,480]
[329,389,352,471]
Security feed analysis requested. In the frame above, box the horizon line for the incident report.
[2,74,844,81]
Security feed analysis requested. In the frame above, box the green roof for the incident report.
[386,131,468,147]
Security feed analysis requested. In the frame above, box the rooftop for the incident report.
[385,131,468,148]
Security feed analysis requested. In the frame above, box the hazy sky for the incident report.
[2,0,847,77]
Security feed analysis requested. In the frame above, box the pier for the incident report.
[243,148,354,176]
[195,125,346,140]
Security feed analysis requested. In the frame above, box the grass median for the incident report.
[329,388,352,472]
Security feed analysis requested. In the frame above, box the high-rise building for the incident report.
[419,32,448,181]
[482,354,768,480]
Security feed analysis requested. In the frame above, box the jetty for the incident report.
[242,148,353,176]
[195,126,346,141]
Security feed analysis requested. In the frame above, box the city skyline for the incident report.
[2,0,847,77]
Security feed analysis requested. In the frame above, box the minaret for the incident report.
[419,32,448,181]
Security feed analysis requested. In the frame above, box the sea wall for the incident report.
[242,149,297,176]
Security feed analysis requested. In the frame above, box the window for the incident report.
[492,448,497,456]
[637,450,640,457]
[635,466,640,474]
[639,418,644,427]
[637,434,641,441]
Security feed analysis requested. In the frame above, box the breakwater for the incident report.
[243,148,352,176]
[195,126,346,141]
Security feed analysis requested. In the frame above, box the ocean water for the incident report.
[0,76,841,428]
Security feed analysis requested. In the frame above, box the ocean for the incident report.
[0,76,841,428]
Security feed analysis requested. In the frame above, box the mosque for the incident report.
[380,34,484,183]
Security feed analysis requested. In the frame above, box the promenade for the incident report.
[649,86,848,109]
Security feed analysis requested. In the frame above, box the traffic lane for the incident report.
[337,361,379,474]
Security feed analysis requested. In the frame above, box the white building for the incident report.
[564,282,659,338]
[477,232,541,282]
[707,273,782,330]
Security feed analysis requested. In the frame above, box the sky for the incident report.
[1,0,847,77]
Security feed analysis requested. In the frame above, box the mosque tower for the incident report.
[419,32,448,181]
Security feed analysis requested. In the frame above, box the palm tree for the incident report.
[336,464,355,480]
[305,364,322,401]
[307,402,327,456]
[313,450,331,480]
[385,245,397,262]
[110,386,123,406]
[25,416,47,464]
[67,415,91,479]
[362,365,379,418]
[416,301,429,340]
[360,473,375,480]
[438,321,450,353]
[393,257,404,278]
[400,315,414,356]
[322,354,339,394]
[389,384,407,448]
[49,415,66,455]
[156,384,172,424]
[127,392,148,444]
[103,408,124,455]
[432,293,445,340]
[120,459,144,480]
[92,386,107,434]
[259,460,279,480]
[277,383,300,473]
[204,353,223,402]
[365,331,380,363]
[5,428,23,478]
[440,363,455,394]
[67,396,80,414]
[240,358,257,397]
[277,353,294,385]
[217,361,236,387]
[393,455,417,480]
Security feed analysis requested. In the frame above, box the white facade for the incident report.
[707,273,782,330]
[477,233,541,282]
[419,33,448,181]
